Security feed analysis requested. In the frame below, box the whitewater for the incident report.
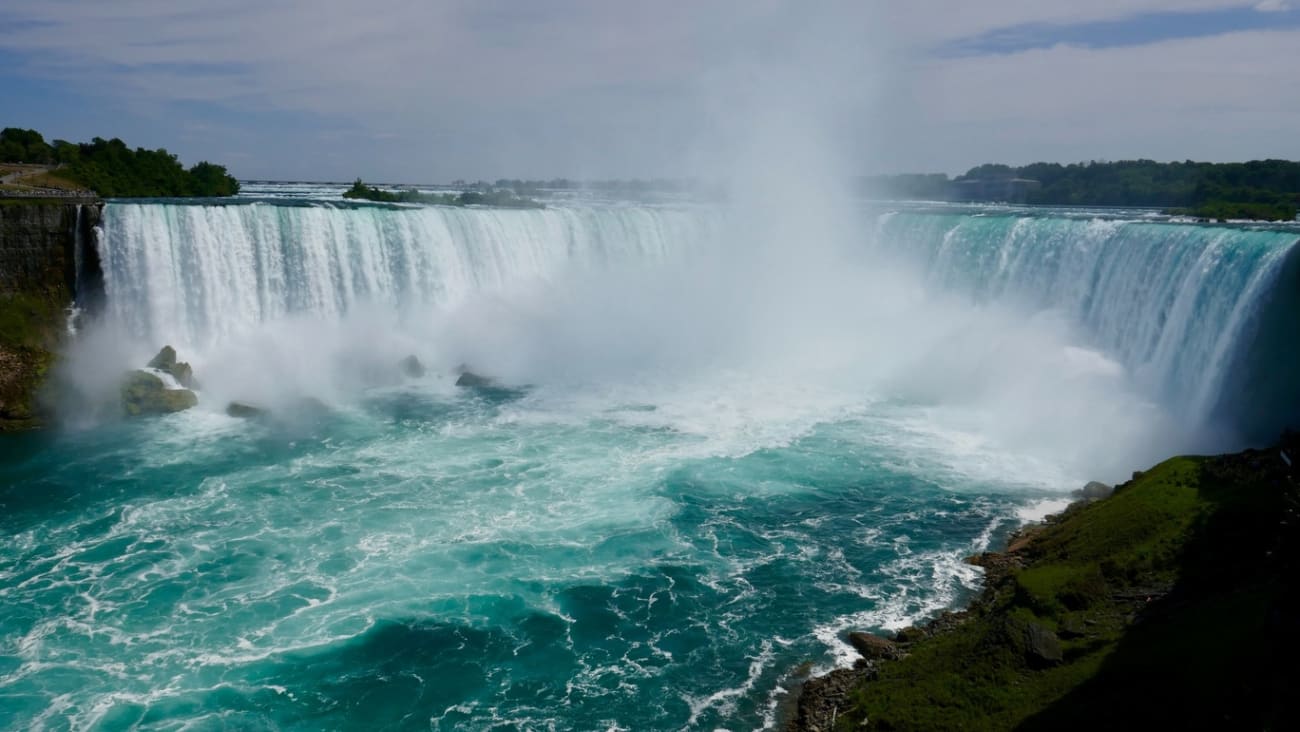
[1,188,1297,730]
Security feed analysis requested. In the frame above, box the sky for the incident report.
[1,0,1298,182]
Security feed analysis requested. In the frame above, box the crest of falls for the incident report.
[94,201,1300,443]
[871,212,1300,444]
[98,202,712,347]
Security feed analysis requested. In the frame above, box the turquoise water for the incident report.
[1,197,1296,729]
[1,380,1048,730]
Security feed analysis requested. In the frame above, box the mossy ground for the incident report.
[838,447,1300,730]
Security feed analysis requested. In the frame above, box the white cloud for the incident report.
[880,27,1300,173]
[0,1,1292,179]
[1255,1,1292,11]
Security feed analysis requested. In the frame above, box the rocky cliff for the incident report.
[788,436,1300,730]
[0,200,102,429]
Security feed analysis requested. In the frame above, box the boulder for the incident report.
[226,401,266,419]
[146,345,197,389]
[121,370,198,416]
[1074,481,1114,501]
[1058,617,1088,639]
[455,370,494,388]
[848,631,901,660]
[1023,621,1063,667]
[400,355,426,378]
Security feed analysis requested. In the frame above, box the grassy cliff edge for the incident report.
[788,436,1300,730]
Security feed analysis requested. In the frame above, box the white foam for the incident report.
[1016,498,1075,523]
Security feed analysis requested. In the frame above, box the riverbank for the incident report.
[787,434,1300,730]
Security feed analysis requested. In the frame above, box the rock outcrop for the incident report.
[848,632,902,661]
[1074,480,1113,501]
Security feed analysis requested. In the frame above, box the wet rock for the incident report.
[455,369,494,388]
[146,345,177,371]
[400,355,426,378]
[226,401,266,419]
[121,370,197,416]
[1023,621,1063,667]
[784,666,872,732]
[893,626,927,643]
[146,345,196,388]
[848,631,901,660]
[1074,481,1114,501]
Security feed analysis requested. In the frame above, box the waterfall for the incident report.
[97,202,713,350]
[94,200,1299,440]
[872,212,1300,441]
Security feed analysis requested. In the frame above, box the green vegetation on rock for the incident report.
[817,445,1300,730]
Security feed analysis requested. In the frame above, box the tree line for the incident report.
[860,159,1300,220]
[1,128,239,197]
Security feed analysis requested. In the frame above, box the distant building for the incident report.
[950,178,1042,203]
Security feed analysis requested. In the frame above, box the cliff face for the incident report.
[0,200,102,429]
[789,437,1300,730]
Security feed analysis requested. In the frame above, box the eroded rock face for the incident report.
[0,202,102,430]
[784,667,873,732]
[121,370,197,416]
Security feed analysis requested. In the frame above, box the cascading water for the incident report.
[98,202,713,351]
[2,195,1297,730]
[870,212,1300,442]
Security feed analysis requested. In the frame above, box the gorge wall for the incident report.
[0,200,102,429]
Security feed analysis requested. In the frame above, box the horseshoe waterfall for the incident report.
[2,195,1297,730]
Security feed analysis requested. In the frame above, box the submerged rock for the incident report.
[226,401,266,419]
[400,355,426,379]
[121,370,197,416]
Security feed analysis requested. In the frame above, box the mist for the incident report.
[50,9,1220,487]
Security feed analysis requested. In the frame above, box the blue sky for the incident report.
[1,1,1297,181]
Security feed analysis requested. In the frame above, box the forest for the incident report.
[0,128,239,197]
[861,159,1300,220]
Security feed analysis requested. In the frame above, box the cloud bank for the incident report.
[0,1,1296,179]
